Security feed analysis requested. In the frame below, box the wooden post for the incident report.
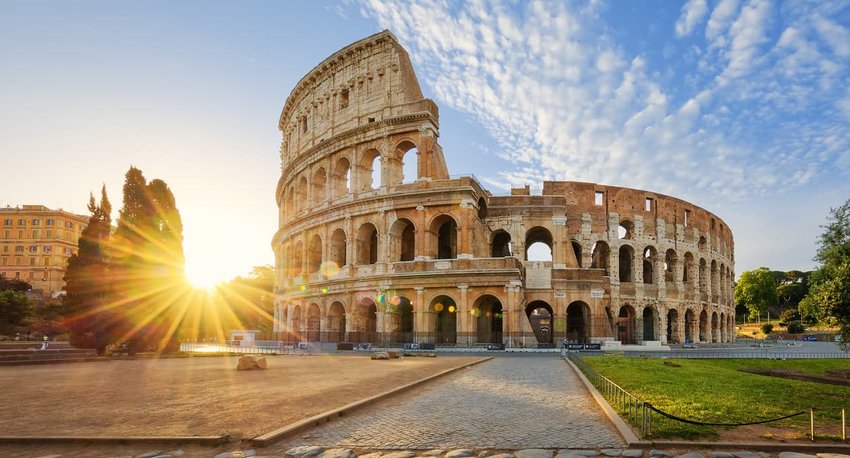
[842,408,846,441]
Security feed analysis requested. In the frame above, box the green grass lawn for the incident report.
[582,357,850,440]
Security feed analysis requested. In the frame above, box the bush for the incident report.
[779,308,801,326]
[786,321,806,334]
[761,323,774,335]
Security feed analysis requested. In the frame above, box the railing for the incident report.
[179,341,284,355]
[568,353,652,437]
[568,352,849,440]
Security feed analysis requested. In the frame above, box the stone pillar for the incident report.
[553,216,566,268]
[659,306,667,344]
[414,287,426,338]
[678,311,686,344]
[457,285,469,346]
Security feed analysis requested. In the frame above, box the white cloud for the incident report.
[675,0,709,37]
[356,0,850,206]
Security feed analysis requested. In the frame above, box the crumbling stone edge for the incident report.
[0,435,228,446]
[251,356,494,447]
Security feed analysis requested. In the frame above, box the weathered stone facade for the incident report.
[272,31,735,347]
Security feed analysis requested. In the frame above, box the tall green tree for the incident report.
[0,290,31,334]
[111,167,187,352]
[63,186,114,353]
[802,198,850,349]
[734,267,778,320]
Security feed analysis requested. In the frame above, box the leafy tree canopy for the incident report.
[734,267,778,320]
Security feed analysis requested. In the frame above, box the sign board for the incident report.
[590,289,604,298]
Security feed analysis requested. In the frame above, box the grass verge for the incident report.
[582,357,850,440]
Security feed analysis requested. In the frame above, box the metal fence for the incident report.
[621,350,850,359]
[567,352,848,440]
[179,341,285,355]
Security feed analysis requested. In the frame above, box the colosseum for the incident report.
[271,31,735,349]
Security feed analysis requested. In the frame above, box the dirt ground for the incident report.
[0,354,480,439]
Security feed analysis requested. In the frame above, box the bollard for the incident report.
[810,408,815,442]
[843,408,846,441]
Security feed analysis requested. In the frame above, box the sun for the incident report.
[185,263,226,290]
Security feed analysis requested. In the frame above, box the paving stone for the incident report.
[649,452,671,458]
[447,450,475,458]
[622,450,643,458]
[489,454,516,458]
[321,449,354,458]
[213,453,243,458]
[710,453,734,458]
[243,450,257,457]
[515,449,554,458]
[420,451,445,457]
[778,453,817,458]
[732,453,762,458]
[135,452,163,458]
[382,452,416,458]
[286,446,326,458]
[817,454,850,458]
[276,357,624,450]
[674,453,705,458]
[33,455,63,458]
[601,450,623,457]
[555,452,598,458]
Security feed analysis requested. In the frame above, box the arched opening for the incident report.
[685,309,695,343]
[711,260,719,298]
[290,305,302,341]
[477,197,488,220]
[431,295,457,344]
[311,168,327,207]
[430,215,457,260]
[525,301,554,345]
[296,176,308,213]
[371,156,382,189]
[699,258,708,298]
[491,230,512,257]
[591,241,610,275]
[307,234,322,273]
[292,241,304,276]
[699,310,708,343]
[665,249,677,282]
[643,246,656,284]
[666,308,680,343]
[386,295,414,344]
[358,149,380,191]
[525,226,553,262]
[566,301,590,343]
[473,295,503,344]
[398,142,418,184]
[353,298,378,343]
[643,307,657,341]
[711,311,719,343]
[327,302,346,342]
[618,220,634,240]
[332,157,351,199]
[356,223,378,265]
[698,236,707,251]
[306,303,321,342]
[619,245,634,282]
[683,252,695,285]
[329,228,347,268]
[390,218,416,262]
[617,305,636,344]
[571,241,582,268]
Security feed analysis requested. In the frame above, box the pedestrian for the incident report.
[41,335,48,350]
[561,337,568,358]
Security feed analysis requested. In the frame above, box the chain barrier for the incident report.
[644,402,809,427]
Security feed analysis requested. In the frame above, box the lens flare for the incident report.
[390,295,401,306]
[434,302,444,312]
[448,305,456,313]
[320,261,340,278]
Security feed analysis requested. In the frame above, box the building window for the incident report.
[15,246,23,252]
[18,219,25,225]
[1,257,7,266]
[66,222,74,229]
[32,219,39,226]
[44,256,50,266]
[17,230,23,238]
[2,245,7,252]
[30,257,35,266]
[3,230,8,239]
[15,257,22,266]
[14,272,20,279]
[29,245,37,253]
[44,246,52,253]
[3,219,11,225]
[46,219,54,226]
[65,248,72,255]
[28,271,34,280]
[46,229,52,238]
[645,197,653,211]
[594,191,604,206]
[339,89,350,109]
[684,209,690,227]
[32,230,39,238]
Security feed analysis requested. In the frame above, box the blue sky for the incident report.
[1,0,849,285]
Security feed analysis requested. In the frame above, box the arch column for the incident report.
[658,306,667,344]
[414,287,426,338]
[678,311,686,344]
[457,285,469,346]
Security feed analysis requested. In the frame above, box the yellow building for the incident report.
[0,205,89,297]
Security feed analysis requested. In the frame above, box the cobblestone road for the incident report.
[276,355,625,451]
